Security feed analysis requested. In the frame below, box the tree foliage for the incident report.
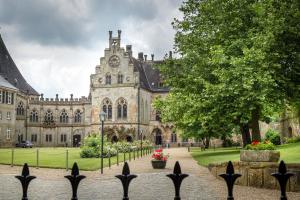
[155,0,300,145]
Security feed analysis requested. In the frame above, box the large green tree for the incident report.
[155,0,299,146]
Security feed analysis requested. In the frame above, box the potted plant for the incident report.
[240,140,280,162]
[151,148,168,169]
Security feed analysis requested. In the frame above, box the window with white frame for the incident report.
[6,112,11,120]
[7,92,11,104]
[6,128,11,140]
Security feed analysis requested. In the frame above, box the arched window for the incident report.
[17,101,25,116]
[102,98,112,120]
[117,98,127,119]
[105,73,111,85]
[44,109,54,125]
[30,109,38,122]
[117,73,123,84]
[74,109,82,123]
[60,109,69,123]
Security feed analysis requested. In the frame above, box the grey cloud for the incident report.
[0,0,174,47]
[0,0,90,46]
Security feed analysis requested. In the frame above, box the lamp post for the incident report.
[140,130,143,157]
[99,111,106,174]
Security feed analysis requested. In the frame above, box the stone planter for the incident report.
[151,160,167,169]
[240,150,280,162]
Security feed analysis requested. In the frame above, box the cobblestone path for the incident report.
[0,148,299,200]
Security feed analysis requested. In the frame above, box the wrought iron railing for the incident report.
[14,160,294,200]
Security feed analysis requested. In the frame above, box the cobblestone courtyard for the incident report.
[0,148,299,200]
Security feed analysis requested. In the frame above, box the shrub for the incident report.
[80,135,153,158]
[264,129,281,145]
[80,147,97,158]
[285,136,300,143]
[245,140,276,150]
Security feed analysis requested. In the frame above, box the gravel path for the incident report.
[0,148,299,200]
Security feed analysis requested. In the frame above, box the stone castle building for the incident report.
[0,31,179,147]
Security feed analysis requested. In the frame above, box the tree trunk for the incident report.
[240,123,251,147]
[251,105,261,141]
[205,137,210,148]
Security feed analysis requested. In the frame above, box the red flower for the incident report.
[155,148,163,153]
[251,140,260,145]
[152,149,168,161]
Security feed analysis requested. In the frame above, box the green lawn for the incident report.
[0,148,142,171]
[191,142,300,167]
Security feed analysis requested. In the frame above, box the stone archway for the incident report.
[73,129,84,147]
[152,128,163,145]
[112,135,118,143]
[126,135,133,143]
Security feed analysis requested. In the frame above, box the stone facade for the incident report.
[0,31,181,147]
[208,161,300,192]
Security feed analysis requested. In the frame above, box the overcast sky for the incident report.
[0,0,182,98]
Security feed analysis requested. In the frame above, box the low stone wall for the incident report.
[208,161,300,192]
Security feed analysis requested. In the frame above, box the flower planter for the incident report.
[240,150,280,162]
[151,160,167,169]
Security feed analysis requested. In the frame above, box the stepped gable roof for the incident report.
[0,34,39,96]
[132,58,169,93]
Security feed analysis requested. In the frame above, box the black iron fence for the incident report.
[13,159,294,200]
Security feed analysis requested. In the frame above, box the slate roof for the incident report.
[0,34,39,96]
[132,58,169,93]
[0,74,18,91]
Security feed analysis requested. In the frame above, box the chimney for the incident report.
[109,31,112,39]
[138,52,144,61]
[126,45,132,56]
[56,94,59,101]
[40,93,44,100]
[118,30,122,39]
[144,54,147,61]
[151,54,154,61]
[70,94,73,100]
[169,51,172,59]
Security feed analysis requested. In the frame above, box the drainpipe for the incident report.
[137,81,140,141]
[25,90,29,141]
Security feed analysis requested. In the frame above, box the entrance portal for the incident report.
[126,135,133,143]
[112,135,118,143]
[73,135,81,147]
[154,129,162,145]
